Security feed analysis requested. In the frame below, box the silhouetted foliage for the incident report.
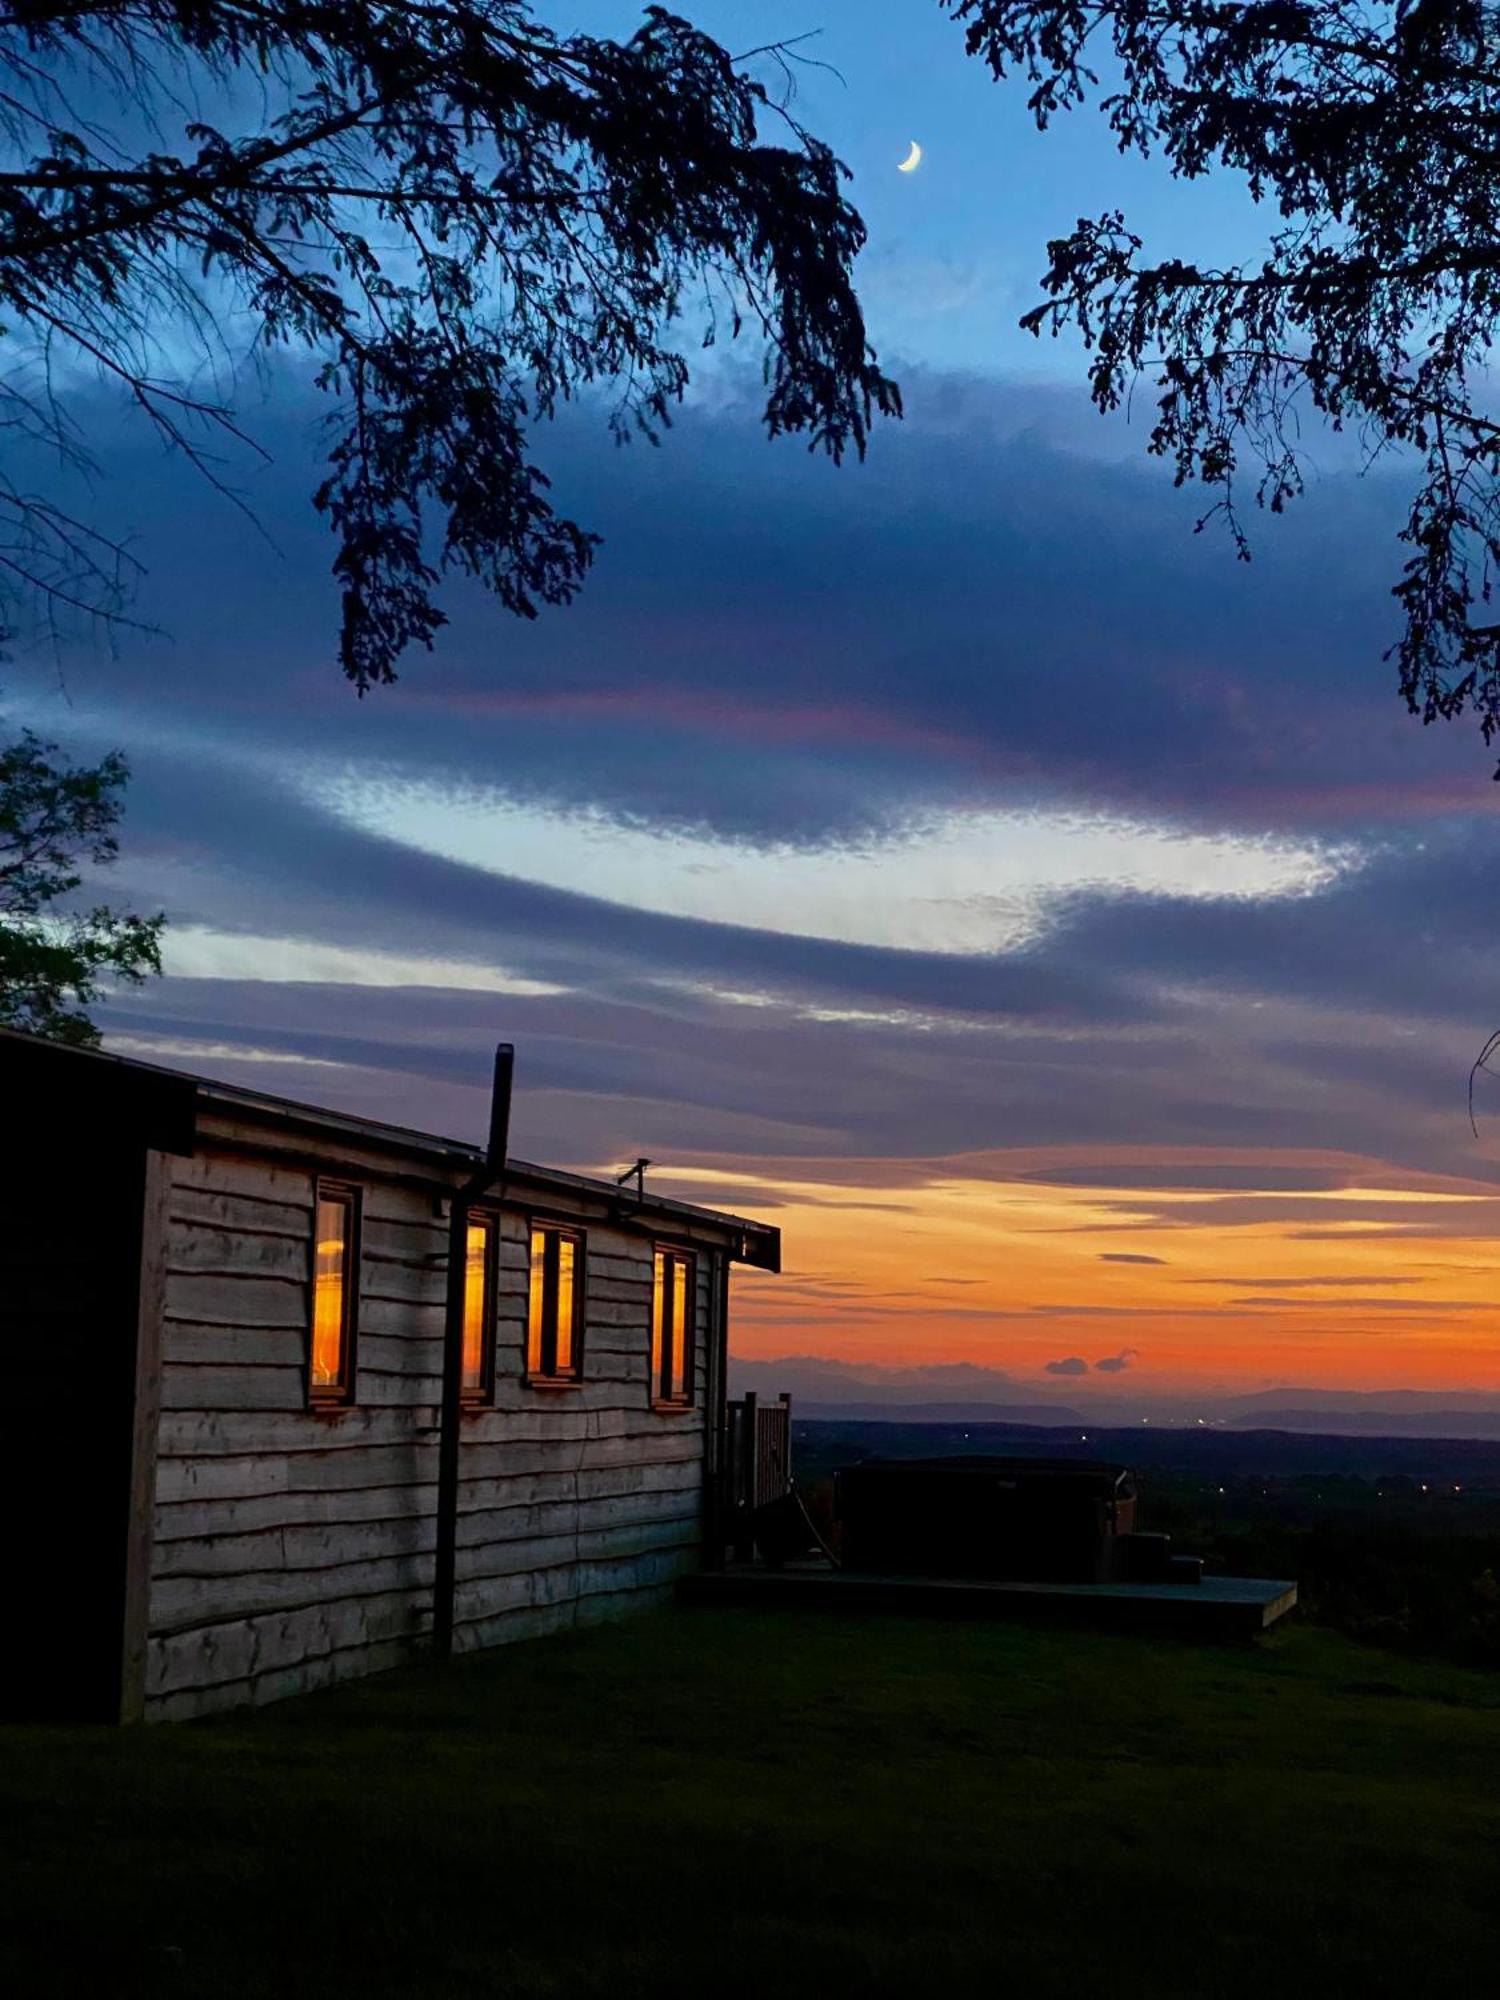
[0,3,897,685]
[0,720,162,1044]
[946,1,1500,760]
[1143,1474,1500,1668]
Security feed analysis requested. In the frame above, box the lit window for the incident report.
[310,1184,358,1402]
[527,1225,583,1382]
[652,1247,695,1407]
[461,1213,495,1402]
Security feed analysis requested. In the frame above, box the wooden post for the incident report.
[733,1390,757,1562]
[703,1247,732,1570]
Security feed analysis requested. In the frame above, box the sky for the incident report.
[8,1,1500,1411]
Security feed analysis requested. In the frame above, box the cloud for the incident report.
[726,1357,1035,1404]
[7,364,1500,1402]
[1228,1297,1492,1313]
[328,775,1348,957]
[1045,1356,1090,1376]
[8,365,1477,851]
[162,925,564,996]
[1179,1274,1425,1288]
[1093,1349,1139,1373]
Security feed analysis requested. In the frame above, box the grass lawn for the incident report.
[3,1610,1499,1998]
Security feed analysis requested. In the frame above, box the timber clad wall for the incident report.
[145,1123,717,1720]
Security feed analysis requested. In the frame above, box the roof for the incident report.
[0,1025,780,1269]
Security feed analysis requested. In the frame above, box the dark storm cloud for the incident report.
[11,366,1486,847]
[1093,1350,1138,1372]
[420,367,1476,841]
[1045,1356,1090,1375]
[11,367,1500,1195]
[1047,821,1500,1033]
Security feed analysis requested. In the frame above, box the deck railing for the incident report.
[720,1391,792,1561]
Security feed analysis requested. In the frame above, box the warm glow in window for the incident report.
[651,1252,664,1395]
[652,1248,694,1407]
[555,1233,575,1374]
[462,1216,494,1400]
[527,1224,583,1381]
[527,1228,547,1374]
[671,1257,688,1400]
[311,1187,357,1400]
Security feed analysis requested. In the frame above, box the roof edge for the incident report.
[0,1026,778,1264]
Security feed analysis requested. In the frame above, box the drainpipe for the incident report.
[432,1043,514,1660]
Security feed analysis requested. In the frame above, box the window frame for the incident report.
[651,1242,697,1411]
[525,1219,587,1387]
[308,1179,361,1408]
[460,1207,499,1406]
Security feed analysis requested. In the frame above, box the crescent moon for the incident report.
[898,140,922,174]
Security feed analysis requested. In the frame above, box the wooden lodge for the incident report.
[0,1028,779,1722]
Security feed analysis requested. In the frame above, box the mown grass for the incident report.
[3,1610,1498,1998]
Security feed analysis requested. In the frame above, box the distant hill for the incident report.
[793,1399,1086,1427]
[1218,1390,1500,1440]
[791,1417,1500,1484]
[1219,1388,1500,1417]
[1227,1407,1500,1440]
[733,1357,1500,1442]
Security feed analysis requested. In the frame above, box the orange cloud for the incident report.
[649,1153,1500,1395]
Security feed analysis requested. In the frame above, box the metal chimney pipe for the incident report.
[486,1042,514,1173]
[433,1043,515,1660]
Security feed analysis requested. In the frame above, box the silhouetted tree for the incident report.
[946,1,1500,759]
[0,720,162,1043]
[0,4,897,686]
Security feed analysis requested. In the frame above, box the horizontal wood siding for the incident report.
[146,1137,718,1718]
[450,1213,709,1654]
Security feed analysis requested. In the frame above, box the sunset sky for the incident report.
[9,0,1500,1404]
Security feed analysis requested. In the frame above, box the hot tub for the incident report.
[834,1456,1138,1584]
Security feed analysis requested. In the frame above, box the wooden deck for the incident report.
[680,1561,1298,1640]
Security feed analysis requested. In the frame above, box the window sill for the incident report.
[525,1374,585,1391]
[651,1399,694,1414]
